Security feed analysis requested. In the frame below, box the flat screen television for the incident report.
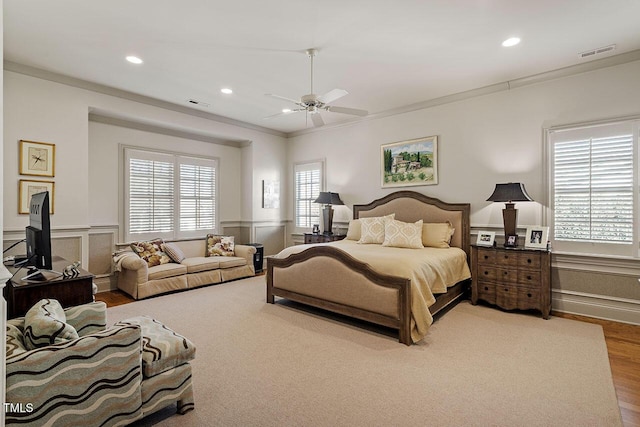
[25,191,52,270]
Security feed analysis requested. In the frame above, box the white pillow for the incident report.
[357,214,395,244]
[383,219,424,249]
[345,219,361,241]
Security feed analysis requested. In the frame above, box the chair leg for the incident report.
[177,384,195,414]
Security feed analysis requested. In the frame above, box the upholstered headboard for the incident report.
[353,191,470,258]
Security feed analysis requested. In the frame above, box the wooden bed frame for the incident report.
[266,191,471,345]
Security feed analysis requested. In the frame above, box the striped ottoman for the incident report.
[115,316,196,416]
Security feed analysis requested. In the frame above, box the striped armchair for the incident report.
[5,301,195,426]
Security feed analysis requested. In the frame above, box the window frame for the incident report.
[123,146,219,242]
[545,117,640,258]
[293,159,325,234]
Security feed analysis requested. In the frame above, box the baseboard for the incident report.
[552,289,640,325]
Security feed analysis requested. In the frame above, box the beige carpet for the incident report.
[108,276,622,427]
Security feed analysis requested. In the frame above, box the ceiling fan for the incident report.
[265,48,368,127]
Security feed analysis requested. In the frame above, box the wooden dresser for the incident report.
[471,244,551,319]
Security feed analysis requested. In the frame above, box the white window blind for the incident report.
[294,161,323,229]
[549,120,638,257]
[124,148,218,241]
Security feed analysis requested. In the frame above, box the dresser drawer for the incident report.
[495,250,518,267]
[517,287,541,311]
[478,266,497,281]
[518,270,541,287]
[497,268,518,284]
[477,282,496,305]
[496,285,519,310]
[517,252,541,269]
[477,248,496,265]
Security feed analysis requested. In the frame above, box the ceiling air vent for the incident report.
[187,99,210,107]
[579,44,616,58]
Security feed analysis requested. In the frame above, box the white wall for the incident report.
[288,60,640,231]
[3,71,288,239]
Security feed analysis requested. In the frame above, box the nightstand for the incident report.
[304,233,346,244]
[471,244,551,319]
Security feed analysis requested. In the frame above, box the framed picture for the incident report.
[262,179,280,209]
[476,231,495,247]
[19,180,55,214]
[19,140,56,177]
[525,226,549,249]
[381,135,438,188]
[504,234,518,248]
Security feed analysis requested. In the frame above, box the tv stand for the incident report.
[4,256,94,318]
[22,267,61,282]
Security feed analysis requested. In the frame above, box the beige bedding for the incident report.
[273,239,471,342]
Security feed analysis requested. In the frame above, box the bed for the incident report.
[266,190,471,345]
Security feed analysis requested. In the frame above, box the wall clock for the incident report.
[19,140,56,177]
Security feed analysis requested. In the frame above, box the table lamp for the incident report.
[313,192,344,235]
[486,183,533,238]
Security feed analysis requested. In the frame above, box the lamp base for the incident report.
[322,206,334,235]
[502,203,517,238]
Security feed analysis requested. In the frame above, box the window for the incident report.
[548,119,638,257]
[124,147,218,242]
[294,160,324,231]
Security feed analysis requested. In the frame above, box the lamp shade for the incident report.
[313,192,344,205]
[486,183,533,203]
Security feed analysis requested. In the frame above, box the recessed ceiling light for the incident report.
[502,37,521,47]
[282,108,292,113]
[126,55,143,64]
[220,88,233,94]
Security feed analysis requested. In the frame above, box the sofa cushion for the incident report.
[206,234,235,257]
[130,239,172,267]
[148,263,188,281]
[181,257,221,274]
[115,316,196,378]
[162,242,186,263]
[218,256,246,269]
[23,299,79,350]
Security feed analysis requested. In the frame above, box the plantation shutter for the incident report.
[126,150,175,238]
[179,156,217,234]
[549,120,636,256]
[294,161,323,229]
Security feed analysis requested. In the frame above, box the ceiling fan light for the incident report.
[126,55,143,64]
[220,88,233,94]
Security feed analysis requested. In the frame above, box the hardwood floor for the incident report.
[554,312,640,427]
[97,291,640,426]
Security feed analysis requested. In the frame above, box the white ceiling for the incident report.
[4,0,640,135]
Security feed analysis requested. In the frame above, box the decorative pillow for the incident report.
[206,235,235,257]
[357,214,395,244]
[383,219,424,249]
[162,242,186,263]
[130,239,172,267]
[345,219,362,241]
[422,222,455,248]
[6,323,28,359]
[23,299,79,350]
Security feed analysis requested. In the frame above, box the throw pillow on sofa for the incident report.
[130,238,172,267]
[206,234,235,257]
[162,242,186,263]
[23,299,79,350]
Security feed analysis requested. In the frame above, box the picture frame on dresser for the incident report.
[525,226,549,249]
[476,231,495,247]
[504,234,518,248]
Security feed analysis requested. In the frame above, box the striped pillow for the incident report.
[23,299,79,350]
[162,242,186,263]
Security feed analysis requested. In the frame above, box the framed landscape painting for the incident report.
[381,135,438,188]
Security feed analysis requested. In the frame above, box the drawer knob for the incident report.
[527,293,533,298]
[484,255,489,260]
[527,259,532,264]
[504,288,509,292]
[484,271,489,275]
[504,255,509,259]
[527,275,532,280]
[484,286,489,291]
[503,271,508,276]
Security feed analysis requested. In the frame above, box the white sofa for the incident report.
[117,239,256,300]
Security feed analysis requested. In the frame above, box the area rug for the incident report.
[108,276,622,427]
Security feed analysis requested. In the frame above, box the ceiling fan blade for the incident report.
[311,113,325,127]
[317,89,348,104]
[263,109,303,120]
[326,106,368,117]
[264,93,301,105]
